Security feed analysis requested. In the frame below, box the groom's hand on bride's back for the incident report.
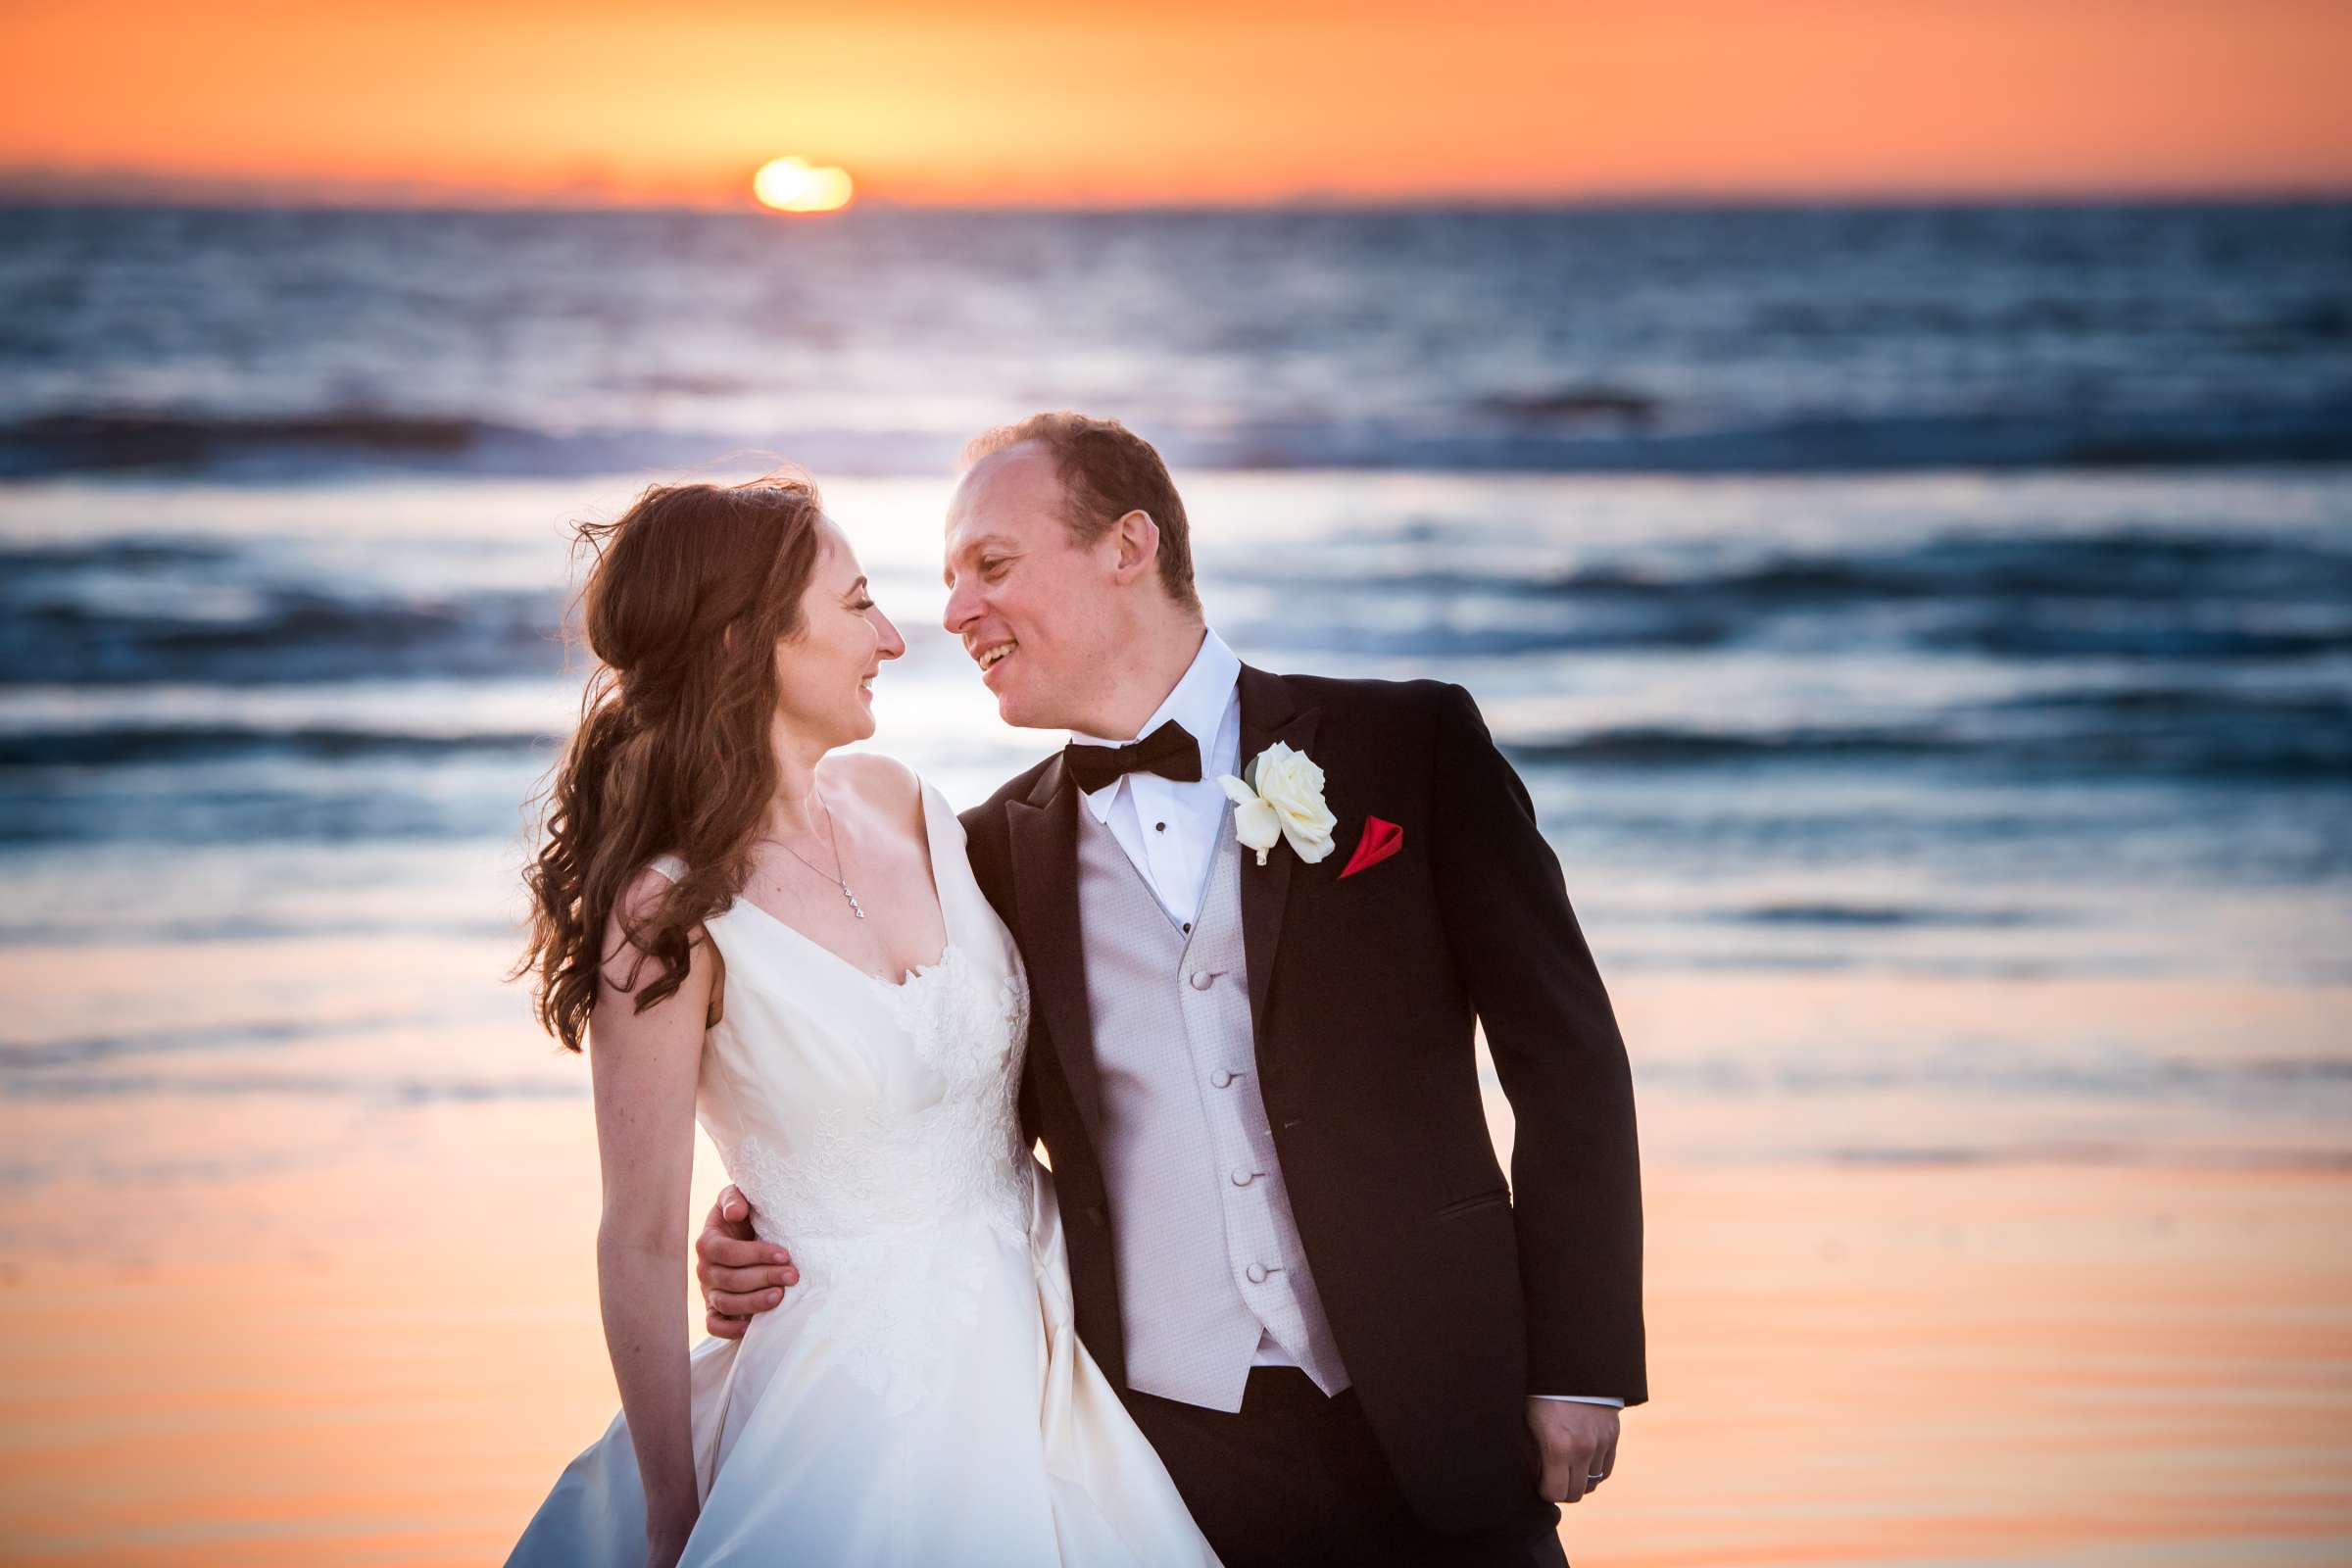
[695,1184,797,1339]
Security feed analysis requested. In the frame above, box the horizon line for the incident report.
[6,180,2350,219]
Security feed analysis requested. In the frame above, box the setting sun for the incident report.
[753,156,854,214]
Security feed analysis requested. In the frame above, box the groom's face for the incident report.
[942,444,1120,732]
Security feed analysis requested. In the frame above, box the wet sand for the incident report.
[3,1095,2345,1565]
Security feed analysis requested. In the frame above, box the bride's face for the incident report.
[772,517,905,749]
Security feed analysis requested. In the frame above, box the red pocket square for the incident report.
[1338,815,1404,879]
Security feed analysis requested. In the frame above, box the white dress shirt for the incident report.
[1069,627,1247,934]
[1068,628,1621,1410]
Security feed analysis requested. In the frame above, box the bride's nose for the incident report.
[873,612,906,661]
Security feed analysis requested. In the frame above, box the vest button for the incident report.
[1231,1167,1256,1187]
[1245,1263,1269,1285]
[1189,970,1213,991]
[1210,1068,1234,1089]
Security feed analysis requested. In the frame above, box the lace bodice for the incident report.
[653,780,1036,1413]
[725,944,1032,1248]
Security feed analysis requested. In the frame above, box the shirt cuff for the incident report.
[1530,1395,1625,1407]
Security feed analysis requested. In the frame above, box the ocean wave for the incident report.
[1932,618,2352,661]
[1250,530,2352,605]
[0,537,239,573]
[1198,401,2352,474]
[8,686,2339,781]
[0,411,537,476]
[1601,532,2352,604]
[1231,528,2352,660]
[0,722,550,767]
[5,399,2351,479]
[0,779,527,845]
[1507,726,1961,765]
[0,409,943,480]
[0,588,564,685]
[30,526,2337,694]
[1502,693,2352,779]
[1347,612,2352,662]
[1711,904,2063,928]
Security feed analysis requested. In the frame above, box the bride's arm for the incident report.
[588,867,717,1565]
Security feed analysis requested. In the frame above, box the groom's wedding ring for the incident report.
[1586,1472,1606,1483]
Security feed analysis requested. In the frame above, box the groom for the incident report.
[699,414,1645,1563]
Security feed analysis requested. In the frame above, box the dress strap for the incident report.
[646,854,689,884]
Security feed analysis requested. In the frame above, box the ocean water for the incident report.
[7,202,2351,479]
[2,203,2349,1210]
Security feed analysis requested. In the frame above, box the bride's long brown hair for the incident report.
[518,475,826,1053]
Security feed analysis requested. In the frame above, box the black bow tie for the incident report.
[1063,719,1203,795]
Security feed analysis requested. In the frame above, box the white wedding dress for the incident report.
[510,778,1218,1567]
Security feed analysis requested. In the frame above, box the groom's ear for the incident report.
[1106,508,1161,585]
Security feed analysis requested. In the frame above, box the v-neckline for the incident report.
[728,779,954,991]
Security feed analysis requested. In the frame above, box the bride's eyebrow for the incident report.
[839,574,868,600]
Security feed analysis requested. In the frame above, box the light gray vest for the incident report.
[1075,806,1350,1412]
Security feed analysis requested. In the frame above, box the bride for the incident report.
[510,474,1218,1566]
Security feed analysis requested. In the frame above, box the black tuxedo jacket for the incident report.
[958,663,1646,1533]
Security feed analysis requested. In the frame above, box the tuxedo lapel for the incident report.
[1235,663,1320,1062]
[1005,758,1104,1152]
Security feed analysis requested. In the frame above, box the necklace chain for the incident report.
[759,790,866,920]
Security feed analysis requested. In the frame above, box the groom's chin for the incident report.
[983,675,1025,724]
[985,665,1065,731]
[993,689,1054,733]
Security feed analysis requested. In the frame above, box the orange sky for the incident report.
[4,0,2347,206]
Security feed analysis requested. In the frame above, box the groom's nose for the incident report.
[942,576,980,635]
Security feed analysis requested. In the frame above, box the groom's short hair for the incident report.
[962,413,1200,612]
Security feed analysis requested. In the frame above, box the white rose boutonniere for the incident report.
[1217,740,1338,867]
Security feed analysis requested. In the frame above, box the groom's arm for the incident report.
[1429,682,1646,1405]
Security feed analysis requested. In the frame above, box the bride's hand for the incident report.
[695,1183,798,1339]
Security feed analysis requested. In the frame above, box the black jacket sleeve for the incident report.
[1430,682,1647,1404]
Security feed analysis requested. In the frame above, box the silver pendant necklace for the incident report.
[760,790,865,920]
